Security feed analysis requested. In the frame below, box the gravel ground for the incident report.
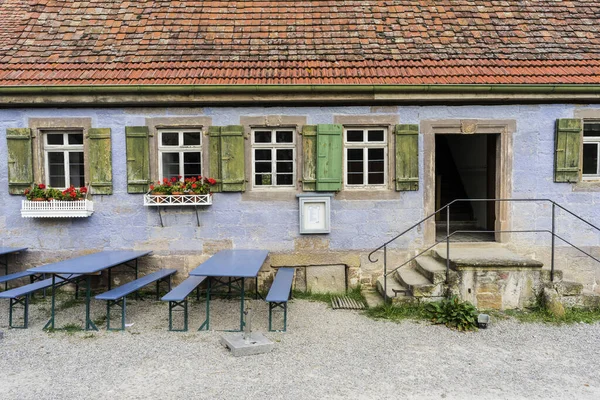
[1,293,600,400]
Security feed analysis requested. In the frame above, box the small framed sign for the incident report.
[297,194,332,234]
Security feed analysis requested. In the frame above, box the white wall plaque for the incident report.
[297,194,332,234]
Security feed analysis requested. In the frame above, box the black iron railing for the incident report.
[368,199,600,303]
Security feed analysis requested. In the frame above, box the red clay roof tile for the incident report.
[1,1,600,85]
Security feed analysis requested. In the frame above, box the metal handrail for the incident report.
[369,198,600,303]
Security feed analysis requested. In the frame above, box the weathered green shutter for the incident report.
[125,126,150,193]
[88,128,113,194]
[316,124,343,191]
[395,124,419,191]
[208,126,223,192]
[302,125,317,191]
[208,125,245,192]
[554,119,582,183]
[220,125,245,192]
[6,128,33,195]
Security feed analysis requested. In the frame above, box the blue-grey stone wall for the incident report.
[1,104,599,288]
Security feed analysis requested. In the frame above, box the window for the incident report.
[583,121,600,179]
[158,129,202,180]
[251,128,295,187]
[43,130,85,188]
[344,127,387,187]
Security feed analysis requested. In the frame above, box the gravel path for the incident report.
[1,295,600,400]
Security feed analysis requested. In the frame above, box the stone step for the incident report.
[555,280,583,296]
[432,245,543,269]
[415,255,458,285]
[375,276,411,304]
[581,291,600,308]
[395,266,444,297]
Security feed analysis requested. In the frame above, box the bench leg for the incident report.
[9,296,29,329]
[106,297,127,331]
[168,300,188,332]
[268,301,288,332]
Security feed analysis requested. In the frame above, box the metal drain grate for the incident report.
[331,296,366,310]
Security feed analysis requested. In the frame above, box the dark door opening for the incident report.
[435,134,498,242]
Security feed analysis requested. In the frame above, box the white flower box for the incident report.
[21,199,94,218]
[143,193,213,206]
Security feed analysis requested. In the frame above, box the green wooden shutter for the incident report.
[220,125,245,192]
[88,128,113,194]
[6,128,33,195]
[554,119,582,183]
[316,124,343,191]
[302,125,317,191]
[395,124,419,191]
[125,126,150,193]
[208,126,223,192]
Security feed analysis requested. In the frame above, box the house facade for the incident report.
[1,1,600,301]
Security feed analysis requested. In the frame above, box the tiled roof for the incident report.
[1,1,600,86]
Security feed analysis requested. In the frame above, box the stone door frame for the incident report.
[421,119,515,244]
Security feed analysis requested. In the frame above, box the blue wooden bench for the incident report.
[161,275,207,332]
[0,270,34,286]
[0,273,81,328]
[96,269,176,331]
[266,268,295,332]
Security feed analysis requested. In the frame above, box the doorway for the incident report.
[435,134,498,241]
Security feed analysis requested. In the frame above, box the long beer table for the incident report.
[189,249,269,332]
[28,250,152,330]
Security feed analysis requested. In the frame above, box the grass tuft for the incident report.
[364,302,427,322]
[504,306,600,325]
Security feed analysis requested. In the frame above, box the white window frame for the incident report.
[157,129,203,180]
[251,128,296,189]
[583,120,600,180]
[43,130,85,189]
[343,127,388,189]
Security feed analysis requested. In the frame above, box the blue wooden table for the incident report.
[0,246,28,290]
[28,250,152,331]
[189,249,269,331]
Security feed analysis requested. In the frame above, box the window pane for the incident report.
[367,130,385,142]
[255,149,272,161]
[68,133,84,145]
[276,174,293,185]
[255,174,272,186]
[254,131,272,143]
[183,132,201,146]
[583,143,599,175]
[48,152,65,187]
[368,172,385,185]
[275,131,293,143]
[183,152,201,177]
[276,161,293,173]
[46,134,64,145]
[584,123,600,138]
[68,152,85,187]
[161,152,180,179]
[276,149,293,161]
[255,162,272,173]
[161,132,179,146]
[368,148,385,165]
[347,130,363,142]
[347,148,364,184]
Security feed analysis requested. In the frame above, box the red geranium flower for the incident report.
[208,178,217,185]
[171,176,177,182]
[38,184,46,190]
[80,187,88,194]
[149,185,155,190]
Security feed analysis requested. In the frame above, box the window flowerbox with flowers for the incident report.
[143,176,217,206]
[21,184,93,218]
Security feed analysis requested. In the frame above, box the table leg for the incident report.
[108,268,112,290]
[135,258,139,300]
[240,277,245,331]
[44,274,57,330]
[85,275,98,331]
[198,277,211,331]
[3,254,7,291]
